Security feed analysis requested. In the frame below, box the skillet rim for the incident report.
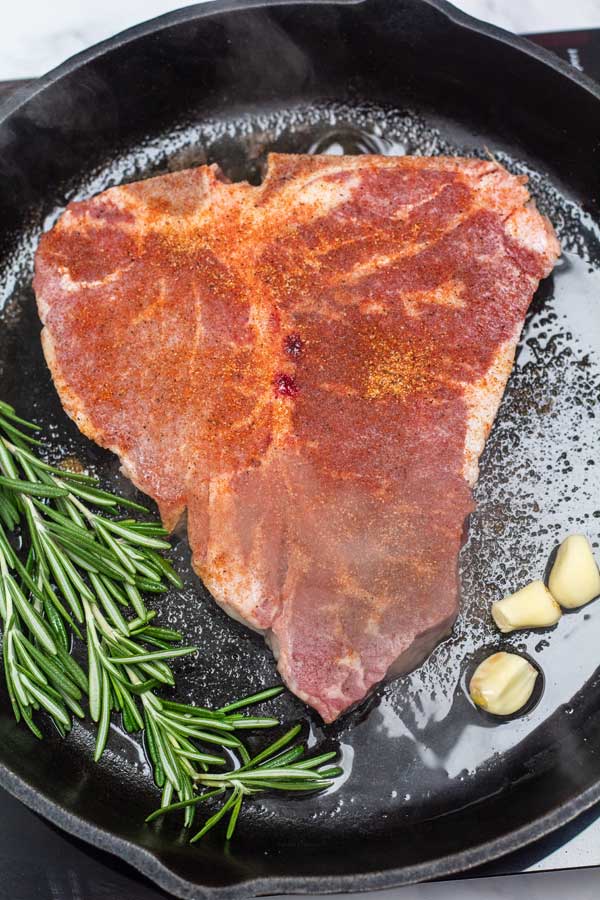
[1,0,600,896]
[0,0,599,125]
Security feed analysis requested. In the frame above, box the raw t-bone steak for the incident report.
[34,154,559,722]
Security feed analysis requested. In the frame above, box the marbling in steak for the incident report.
[34,155,560,721]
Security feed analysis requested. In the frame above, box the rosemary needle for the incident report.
[0,400,341,841]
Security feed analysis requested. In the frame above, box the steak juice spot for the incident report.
[274,373,299,397]
[285,333,304,356]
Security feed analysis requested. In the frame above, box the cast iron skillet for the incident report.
[1,0,600,896]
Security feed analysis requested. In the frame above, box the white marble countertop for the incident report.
[2,1,600,899]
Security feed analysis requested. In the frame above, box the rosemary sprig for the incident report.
[0,399,188,744]
[0,400,340,840]
[146,720,342,840]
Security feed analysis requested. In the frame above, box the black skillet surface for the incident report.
[1,0,600,896]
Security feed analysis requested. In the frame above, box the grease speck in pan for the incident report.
[1,101,600,842]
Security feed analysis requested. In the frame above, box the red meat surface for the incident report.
[34,154,559,721]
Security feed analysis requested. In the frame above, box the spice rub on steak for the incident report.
[34,154,560,722]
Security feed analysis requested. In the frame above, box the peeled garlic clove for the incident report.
[492,580,562,633]
[548,534,600,609]
[469,652,538,716]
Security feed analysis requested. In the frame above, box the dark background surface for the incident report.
[1,25,600,900]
